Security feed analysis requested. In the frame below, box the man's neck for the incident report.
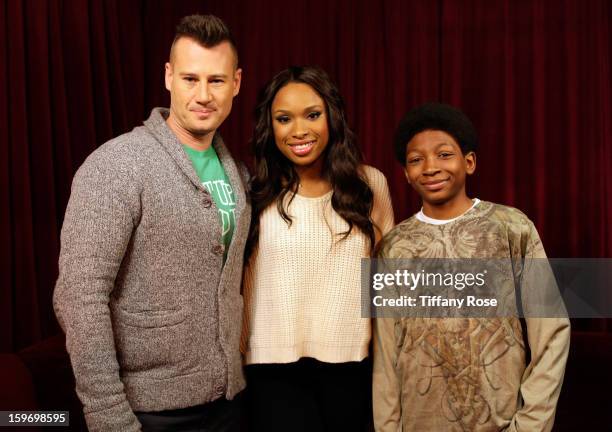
[166,115,214,151]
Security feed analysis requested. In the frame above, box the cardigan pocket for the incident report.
[114,306,195,377]
[115,306,188,328]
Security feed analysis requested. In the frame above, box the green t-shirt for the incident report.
[183,145,236,256]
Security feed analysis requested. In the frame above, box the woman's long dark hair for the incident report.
[245,65,376,260]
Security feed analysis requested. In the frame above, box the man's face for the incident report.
[404,129,476,207]
[165,38,241,140]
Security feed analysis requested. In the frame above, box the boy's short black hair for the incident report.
[394,102,478,163]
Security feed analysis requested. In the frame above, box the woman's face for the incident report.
[271,82,330,169]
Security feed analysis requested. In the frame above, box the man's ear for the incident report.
[232,68,242,97]
[164,62,173,91]
[465,151,476,175]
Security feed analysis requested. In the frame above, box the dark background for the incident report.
[1,0,611,429]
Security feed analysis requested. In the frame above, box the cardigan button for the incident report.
[212,244,225,255]
[202,197,212,208]
[215,385,225,395]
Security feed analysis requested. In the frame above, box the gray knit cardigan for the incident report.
[53,108,251,431]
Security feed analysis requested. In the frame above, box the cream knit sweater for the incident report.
[241,165,394,364]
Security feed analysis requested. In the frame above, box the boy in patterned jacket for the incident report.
[372,103,570,432]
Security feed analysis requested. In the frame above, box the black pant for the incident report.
[245,357,372,432]
[135,394,242,432]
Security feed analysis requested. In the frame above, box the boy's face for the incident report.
[404,129,476,207]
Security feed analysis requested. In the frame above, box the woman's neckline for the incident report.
[292,189,334,201]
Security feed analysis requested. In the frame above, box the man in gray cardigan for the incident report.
[53,15,250,432]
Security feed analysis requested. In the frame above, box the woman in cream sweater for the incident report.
[241,65,394,431]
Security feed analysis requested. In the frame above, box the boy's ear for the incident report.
[465,152,476,175]
[403,167,412,184]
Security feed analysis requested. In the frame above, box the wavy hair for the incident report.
[246,66,375,259]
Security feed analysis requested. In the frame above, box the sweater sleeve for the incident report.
[363,165,395,243]
[508,222,570,432]
[373,317,402,432]
[53,153,142,432]
[372,235,402,432]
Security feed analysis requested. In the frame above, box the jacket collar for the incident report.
[143,107,246,216]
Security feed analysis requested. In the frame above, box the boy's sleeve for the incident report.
[373,317,402,432]
[372,232,407,431]
[507,222,570,432]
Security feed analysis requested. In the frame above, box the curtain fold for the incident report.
[1,0,610,351]
[1,0,12,350]
[6,0,41,350]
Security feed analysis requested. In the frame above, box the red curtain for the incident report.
[1,0,610,351]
